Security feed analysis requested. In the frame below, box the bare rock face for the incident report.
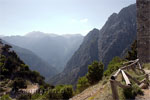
[137,0,150,63]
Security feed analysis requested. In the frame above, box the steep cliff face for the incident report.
[50,4,137,85]
[98,4,136,66]
[50,29,99,85]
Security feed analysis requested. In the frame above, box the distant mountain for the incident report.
[2,32,83,72]
[50,4,136,85]
[1,39,58,80]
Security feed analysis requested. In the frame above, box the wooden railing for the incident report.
[110,59,149,100]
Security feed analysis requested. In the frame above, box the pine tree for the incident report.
[86,61,104,84]
[126,40,137,60]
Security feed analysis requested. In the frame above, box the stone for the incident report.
[137,0,150,63]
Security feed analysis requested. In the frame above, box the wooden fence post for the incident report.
[111,69,121,80]
[110,80,119,100]
[138,62,142,69]
[121,70,131,86]
[146,74,149,82]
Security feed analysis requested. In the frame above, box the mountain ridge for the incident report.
[1,32,84,72]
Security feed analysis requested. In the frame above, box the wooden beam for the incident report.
[121,70,131,86]
[140,78,147,84]
[111,69,121,80]
[145,74,149,82]
[121,59,139,70]
[123,60,135,65]
[139,74,149,84]
[110,80,119,100]
[138,62,142,69]
[114,80,131,89]
[124,71,141,85]
[136,67,146,74]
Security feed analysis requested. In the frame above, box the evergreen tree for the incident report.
[86,61,104,84]
[126,40,137,60]
[77,76,89,92]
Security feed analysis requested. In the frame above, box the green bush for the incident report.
[47,89,62,99]
[61,85,73,99]
[104,57,124,77]
[20,64,29,71]
[0,94,12,100]
[31,93,41,100]
[17,94,31,100]
[123,84,143,99]
[12,78,27,91]
[86,61,104,84]
[47,85,73,100]
[77,76,89,92]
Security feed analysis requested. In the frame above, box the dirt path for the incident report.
[19,84,39,94]
[70,83,104,100]
[136,89,150,100]
[70,81,113,100]
[136,69,150,100]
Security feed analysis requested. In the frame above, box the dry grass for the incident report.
[143,63,150,70]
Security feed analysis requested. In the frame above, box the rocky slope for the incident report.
[50,4,136,85]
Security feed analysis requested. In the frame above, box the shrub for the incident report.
[86,61,104,84]
[104,57,124,77]
[47,89,62,99]
[123,84,143,99]
[0,94,12,100]
[21,64,29,71]
[61,85,73,99]
[31,93,41,100]
[17,94,31,100]
[77,76,89,92]
[12,78,27,91]
[47,85,73,100]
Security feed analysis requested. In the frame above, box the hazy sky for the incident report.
[0,0,136,36]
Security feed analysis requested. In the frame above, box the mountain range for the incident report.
[49,4,136,85]
[1,32,83,72]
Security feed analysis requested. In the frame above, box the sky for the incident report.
[0,0,136,36]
